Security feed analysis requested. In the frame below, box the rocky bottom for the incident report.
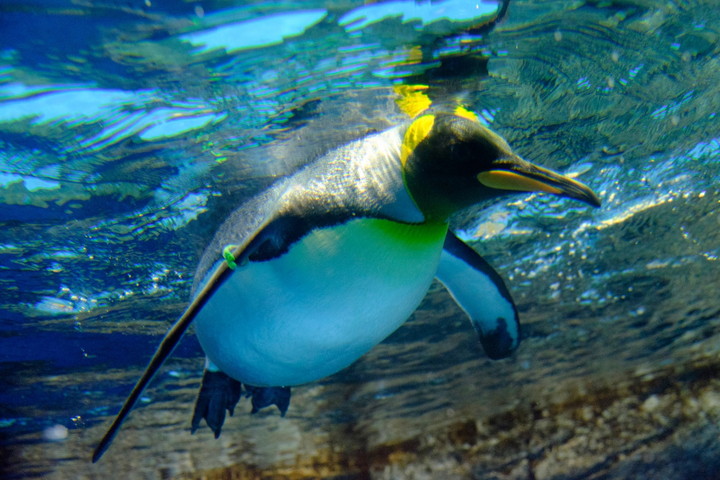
[176,357,720,480]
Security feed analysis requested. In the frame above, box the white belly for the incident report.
[194,218,448,386]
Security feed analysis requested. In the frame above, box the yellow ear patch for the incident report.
[394,84,432,119]
[401,114,435,166]
[477,170,564,195]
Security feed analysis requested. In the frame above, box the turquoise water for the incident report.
[1,0,719,478]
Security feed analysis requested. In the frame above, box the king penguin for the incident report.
[92,96,600,461]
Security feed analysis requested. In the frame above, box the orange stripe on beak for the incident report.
[477,170,564,195]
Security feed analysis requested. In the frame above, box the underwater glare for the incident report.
[1,0,719,479]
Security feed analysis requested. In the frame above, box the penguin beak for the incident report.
[477,156,601,207]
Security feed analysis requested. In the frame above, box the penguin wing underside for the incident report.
[437,232,520,360]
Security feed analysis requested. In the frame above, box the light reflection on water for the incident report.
[1,0,720,478]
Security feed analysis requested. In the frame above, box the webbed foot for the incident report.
[191,372,292,437]
[191,370,242,438]
[244,385,291,417]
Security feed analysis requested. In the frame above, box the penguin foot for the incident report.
[191,370,242,438]
[191,372,292,438]
[244,385,291,417]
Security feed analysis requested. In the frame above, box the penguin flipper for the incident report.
[435,231,520,359]
[93,190,314,460]
[92,211,279,462]
[91,252,239,462]
[191,370,243,438]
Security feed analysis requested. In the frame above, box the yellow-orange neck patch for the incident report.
[401,114,435,167]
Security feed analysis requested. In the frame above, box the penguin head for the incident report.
[401,113,601,220]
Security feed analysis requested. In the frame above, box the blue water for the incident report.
[1,0,719,478]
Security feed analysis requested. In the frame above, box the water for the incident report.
[1,0,719,478]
